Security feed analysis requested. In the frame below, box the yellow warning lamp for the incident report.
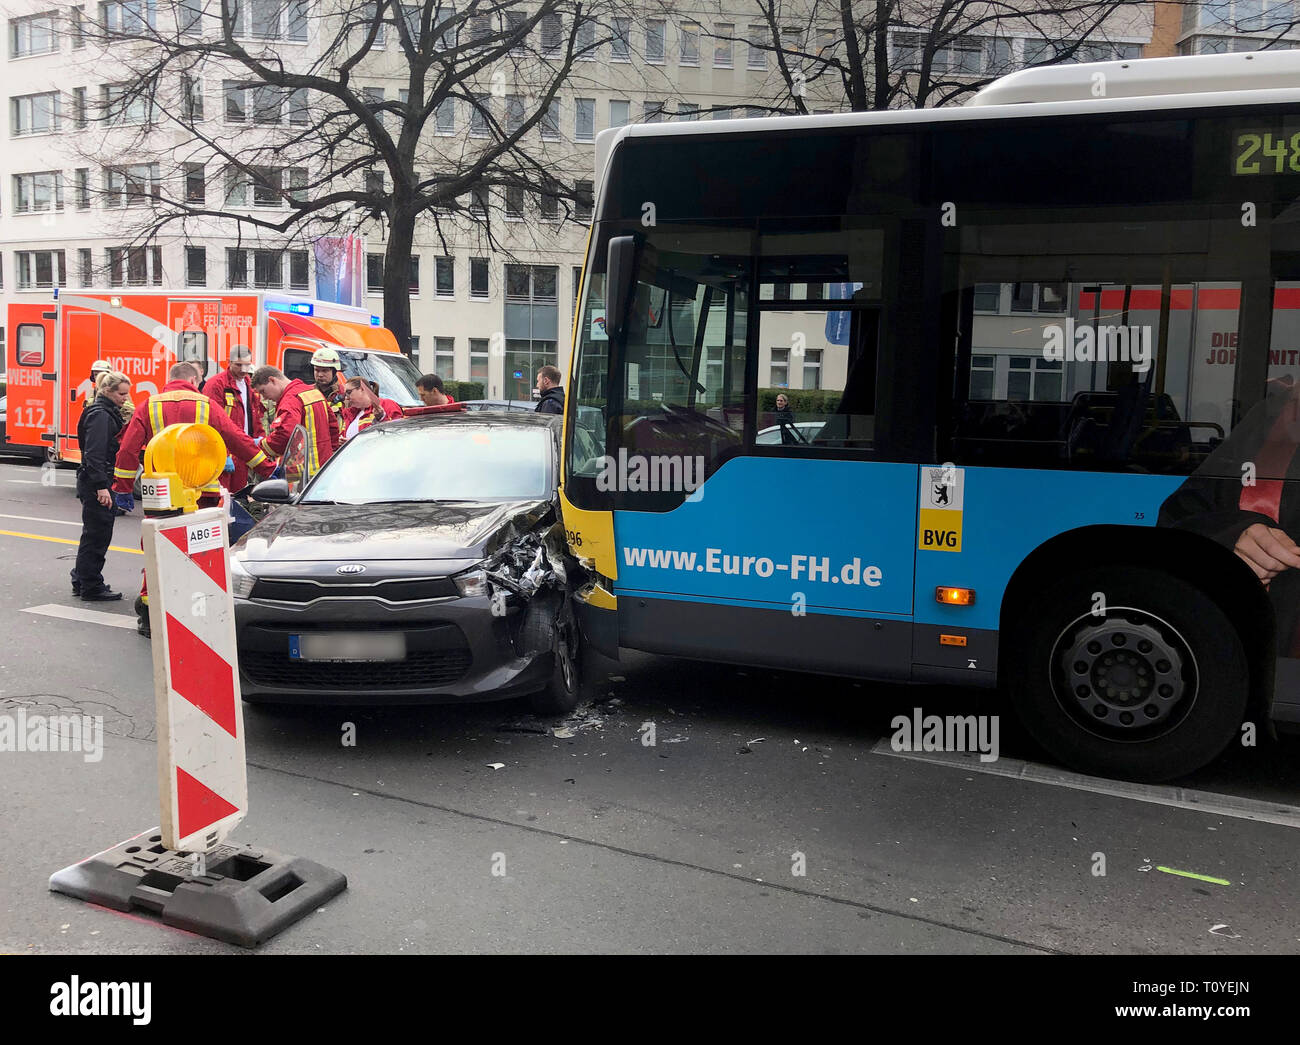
[142,423,227,514]
[935,586,976,606]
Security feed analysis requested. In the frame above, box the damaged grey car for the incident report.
[230,412,586,714]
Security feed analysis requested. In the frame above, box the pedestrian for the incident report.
[203,345,264,497]
[774,393,798,445]
[71,371,130,601]
[250,365,340,481]
[112,361,276,635]
[416,373,456,407]
[535,365,564,415]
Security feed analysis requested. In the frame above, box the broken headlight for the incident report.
[453,569,489,597]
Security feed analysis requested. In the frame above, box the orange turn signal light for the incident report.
[935,586,975,606]
[939,634,968,647]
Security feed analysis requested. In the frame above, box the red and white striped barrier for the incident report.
[141,505,247,853]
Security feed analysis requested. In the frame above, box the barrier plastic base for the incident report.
[49,827,347,948]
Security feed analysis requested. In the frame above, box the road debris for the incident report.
[486,762,505,770]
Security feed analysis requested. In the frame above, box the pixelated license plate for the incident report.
[289,632,406,662]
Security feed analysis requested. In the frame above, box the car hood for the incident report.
[235,498,554,563]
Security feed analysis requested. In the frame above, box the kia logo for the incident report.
[336,564,366,575]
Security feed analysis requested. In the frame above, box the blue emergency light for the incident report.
[370,315,381,326]
[265,301,314,316]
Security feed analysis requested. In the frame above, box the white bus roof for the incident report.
[594,50,1300,186]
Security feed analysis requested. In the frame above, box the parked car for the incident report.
[755,420,826,446]
[231,412,585,713]
[456,399,535,412]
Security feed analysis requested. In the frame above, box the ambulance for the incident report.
[4,290,420,463]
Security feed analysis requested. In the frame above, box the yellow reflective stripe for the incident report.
[248,449,268,469]
[113,466,136,479]
[303,403,320,477]
[149,399,164,436]
[196,400,209,425]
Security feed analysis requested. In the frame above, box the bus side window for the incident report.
[283,348,314,385]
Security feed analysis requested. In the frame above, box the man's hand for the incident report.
[96,488,111,508]
[1234,522,1300,586]
[113,492,135,514]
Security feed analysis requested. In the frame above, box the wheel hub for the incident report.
[1058,612,1190,732]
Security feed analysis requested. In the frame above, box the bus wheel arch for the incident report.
[999,525,1271,780]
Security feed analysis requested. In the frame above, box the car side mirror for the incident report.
[250,478,292,503]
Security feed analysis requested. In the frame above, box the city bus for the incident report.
[558,49,1300,781]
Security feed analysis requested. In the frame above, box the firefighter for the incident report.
[311,346,347,426]
[112,361,276,636]
[204,345,264,497]
[250,364,340,481]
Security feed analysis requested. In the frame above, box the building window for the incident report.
[540,12,562,56]
[506,94,525,134]
[1007,356,1064,402]
[75,168,90,208]
[714,107,732,121]
[15,250,66,289]
[611,16,630,61]
[973,283,1002,312]
[470,183,488,214]
[505,185,525,219]
[364,169,384,195]
[505,9,526,53]
[102,83,152,125]
[71,5,85,48]
[186,245,206,286]
[253,249,282,288]
[610,99,630,127]
[408,255,420,294]
[74,87,87,128]
[681,22,699,65]
[469,338,489,381]
[803,348,823,390]
[435,255,454,296]
[224,79,246,121]
[78,247,92,286]
[436,97,455,134]
[15,171,63,211]
[10,92,60,135]
[363,85,384,131]
[107,245,162,287]
[678,102,699,121]
[101,0,158,35]
[540,99,560,140]
[184,163,205,203]
[575,13,595,58]
[102,163,161,207]
[10,12,59,57]
[226,0,307,41]
[366,253,384,292]
[470,257,488,298]
[289,250,308,290]
[747,24,766,68]
[179,0,201,36]
[714,24,733,67]
[408,334,420,359]
[572,265,582,311]
[226,247,248,287]
[769,347,789,387]
[575,97,594,141]
[288,87,308,125]
[183,74,203,122]
[434,336,455,376]
[644,100,664,123]
[470,93,490,137]
[575,179,593,221]
[539,191,558,220]
[1010,281,1066,313]
[646,19,665,62]
[969,353,996,399]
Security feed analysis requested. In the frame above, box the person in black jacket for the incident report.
[535,365,565,415]
[72,371,131,600]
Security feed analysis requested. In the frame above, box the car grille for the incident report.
[241,647,473,689]
[249,576,459,603]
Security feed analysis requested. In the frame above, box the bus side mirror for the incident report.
[606,235,638,343]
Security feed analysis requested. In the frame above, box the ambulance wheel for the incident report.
[1005,567,1246,782]
[527,594,585,716]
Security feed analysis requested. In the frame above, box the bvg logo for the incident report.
[921,527,959,549]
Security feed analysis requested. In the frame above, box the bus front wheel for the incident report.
[1005,567,1247,782]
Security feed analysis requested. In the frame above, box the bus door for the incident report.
[59,307,101,462]
[6,304,56,455]
[604,228,920,678]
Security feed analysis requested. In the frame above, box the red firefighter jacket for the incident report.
[112,380,273,495]
[260,379,340,480]
[204,367,266,491]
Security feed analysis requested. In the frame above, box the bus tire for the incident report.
[1004,566,1247,782]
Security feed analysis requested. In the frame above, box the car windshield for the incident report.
[302,424,552,504]
[336,350,422,406]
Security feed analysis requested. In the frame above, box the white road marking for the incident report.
[870,739,1300,830]
[0,513,80,527]
[7,478,68,486]
[22,604,137,631]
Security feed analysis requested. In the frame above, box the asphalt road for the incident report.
[1,454,1297,954]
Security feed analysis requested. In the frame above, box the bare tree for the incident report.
[71,0,631,349]
[722,1,1300,115]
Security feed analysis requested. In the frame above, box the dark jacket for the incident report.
[774,406,798,445]
[536,385,565,415]
[76,393,126,495]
